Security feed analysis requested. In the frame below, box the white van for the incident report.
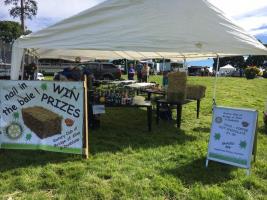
[36,72,44,80]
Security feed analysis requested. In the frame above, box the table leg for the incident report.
[156,101,160,125]
[176,104,182,128]
[147,106,152,132]
[148,92,151,101]
[197,99,200,119]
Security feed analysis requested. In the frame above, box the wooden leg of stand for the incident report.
[197,99,200,119]
[156,101,160,125]
[147,106,152,132]
[83,76,89,159]
[176,104,182,128]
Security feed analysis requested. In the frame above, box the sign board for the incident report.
[0,80,84,154]
[207,106,257,170]
[92,105,105,114]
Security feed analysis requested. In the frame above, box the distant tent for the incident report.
[11,0,267,79]
[219,64,235,75]
[220,64,235,70]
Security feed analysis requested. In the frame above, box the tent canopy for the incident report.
[11,0,267,79]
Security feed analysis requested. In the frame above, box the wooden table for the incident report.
[156,99,192,128]
[105,102,152,132]
[142,88,202,119]
[88,90,152,132]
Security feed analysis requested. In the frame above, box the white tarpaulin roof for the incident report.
[11,0,267,79]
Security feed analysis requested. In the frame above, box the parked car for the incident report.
[36,72,44,80]
[230,70,244,77]
[78,62,121,80]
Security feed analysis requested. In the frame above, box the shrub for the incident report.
[263,70,267,78]
[244,66,260,79]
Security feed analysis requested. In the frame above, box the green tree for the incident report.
[0,20,23,43]
[245,39,267,68]
[3,0,38,33]
[213,56,245,70]
[245,55,267,67]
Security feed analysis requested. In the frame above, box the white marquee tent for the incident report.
[219,64,236,75]
[220,64,235,70]
[11,0,267,79]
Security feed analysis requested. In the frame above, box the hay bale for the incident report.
[166,72,187,102]
[22,106,62,139]
[186,84,206,100]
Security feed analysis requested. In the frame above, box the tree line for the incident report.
[0,0,37,43]
[213,53,267,70]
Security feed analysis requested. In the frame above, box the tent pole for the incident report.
[20,49,26,80]
[163,58,165,72]
[35,57,39,80]
[183,58,186,73]
[126,59,128,72]
[212,55,220,105]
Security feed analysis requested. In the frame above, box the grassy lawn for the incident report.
[1,76,267,199]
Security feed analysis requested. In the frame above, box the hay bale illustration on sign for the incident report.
[22,106,62,139]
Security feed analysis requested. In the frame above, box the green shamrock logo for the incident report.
[26,133,32,141]
[239,141,247,149]
[41,83,48,91]
[214,133,221,141]
[13,112,19,120]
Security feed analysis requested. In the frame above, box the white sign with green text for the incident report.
[207,106,257,171]
[0,80,84,154]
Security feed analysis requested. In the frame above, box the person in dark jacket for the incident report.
[54,66,82,81]
[128,64,135,80]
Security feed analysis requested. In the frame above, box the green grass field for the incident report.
[1,76,267,199]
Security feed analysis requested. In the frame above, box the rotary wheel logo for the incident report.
[215,116,223,124]
[5,122,23,140]
[242,121,249,127]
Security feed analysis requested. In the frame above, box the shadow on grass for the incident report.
[0,149,81,173]
[163,157,235,185]
[0,107,196,171]
[258,125,267,135]
[192,127,210,133]
[90,107,197,154]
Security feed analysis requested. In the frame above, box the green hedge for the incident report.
[244,66,260,79]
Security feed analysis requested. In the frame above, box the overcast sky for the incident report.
[0,0,267,42]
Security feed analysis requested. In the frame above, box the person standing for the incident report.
[162,71,169,90]
[128,64,135,80]
[136,61,143,82]
[141,63,150,82]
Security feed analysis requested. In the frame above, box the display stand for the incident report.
[206,106,258,175]
[0,80,85,155]
[207,56,258,175]
[252,118,258,162]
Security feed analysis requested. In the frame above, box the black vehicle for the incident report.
[79,62,121,80]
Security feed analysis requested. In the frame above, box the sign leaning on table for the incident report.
[0,80,85,155]
[206,106,258,175]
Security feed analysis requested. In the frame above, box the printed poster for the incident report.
[207,106,257,168]
[0,80,84,154]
